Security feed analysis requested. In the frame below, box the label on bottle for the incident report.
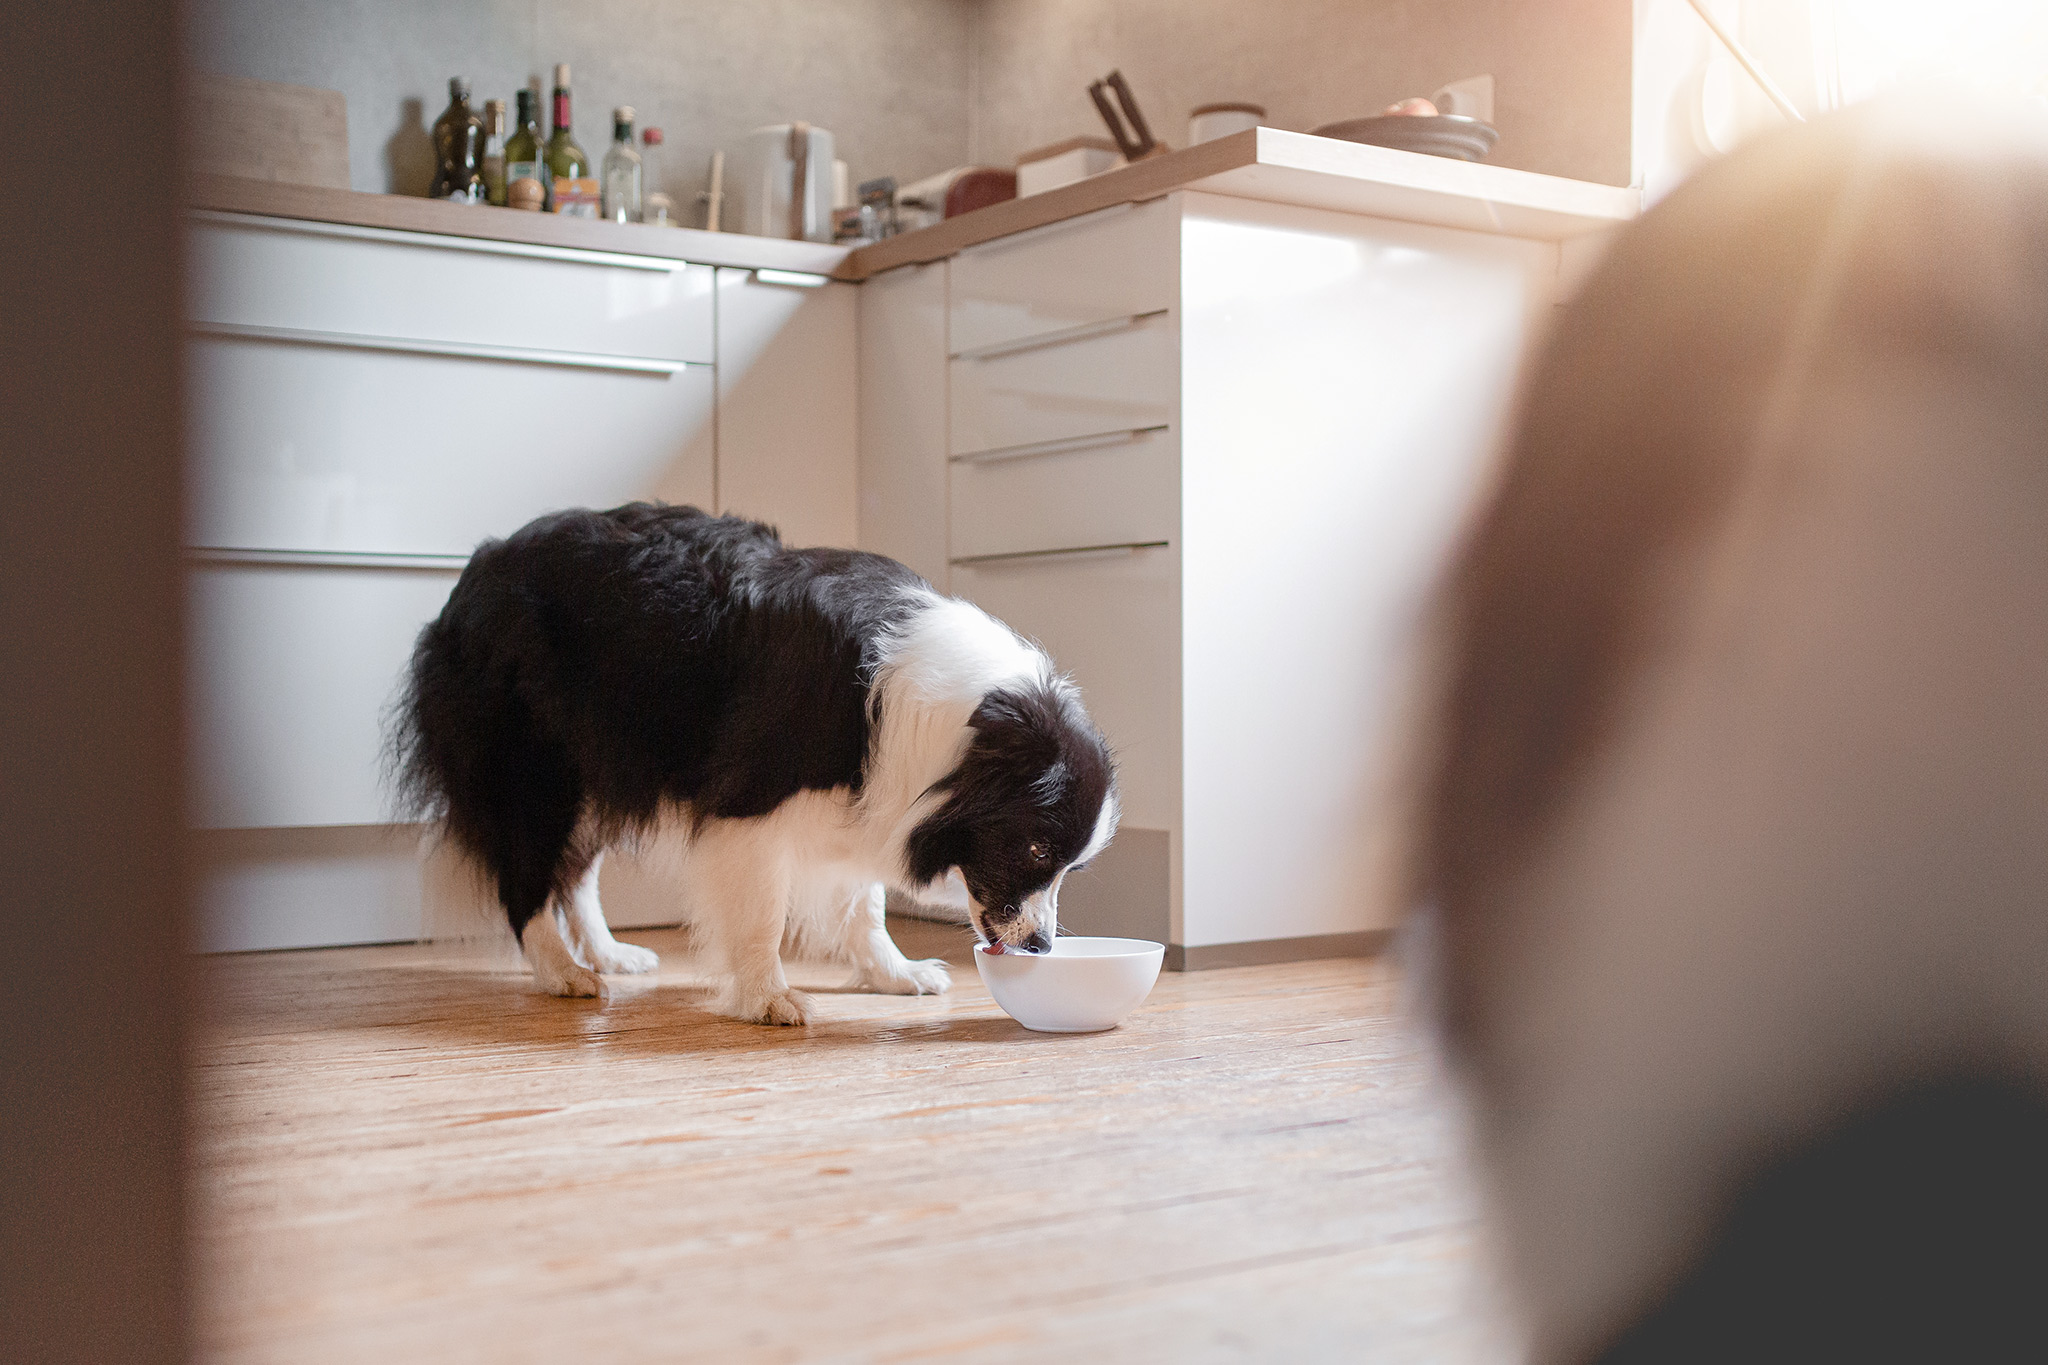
[506,160,546,212]
[552,177,600,217]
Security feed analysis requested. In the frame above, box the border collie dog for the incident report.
[392,502,1117,1025]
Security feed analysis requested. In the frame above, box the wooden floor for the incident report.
[195,920,1504,1363]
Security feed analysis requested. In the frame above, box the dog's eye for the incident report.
[1028,841,1050,863]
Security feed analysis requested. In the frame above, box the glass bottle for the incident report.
[428,77,485,203]
[601,106,643,223]
[480,98,507,206]
[545,63,596,216]
[503,87,546,211]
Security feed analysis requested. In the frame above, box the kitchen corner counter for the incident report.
[842,126,1640,279]
[187,173,855,277]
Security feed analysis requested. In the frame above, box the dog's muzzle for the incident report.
[977,881,1058,954]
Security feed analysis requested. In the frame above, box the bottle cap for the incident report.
[451,77,471,100]
[554,63,571,88]
[642,127,664,147]
[615,105,635,123]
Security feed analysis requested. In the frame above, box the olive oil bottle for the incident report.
[428,78,485,203]
[546,64,597,217]
[503,87,546,211]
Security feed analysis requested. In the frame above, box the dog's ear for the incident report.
[904,810,972,887]
[964,689,1065,774]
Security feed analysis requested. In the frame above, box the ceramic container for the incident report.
[1189,102,1265,145]
[974,936,1165,1032]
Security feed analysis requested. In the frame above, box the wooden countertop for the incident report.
[188,173,855,277]
[193,132,1638,286]
[844,126,1640,278]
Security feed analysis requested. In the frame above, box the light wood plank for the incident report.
[191,76,350,191]
[194,921,1501,1362]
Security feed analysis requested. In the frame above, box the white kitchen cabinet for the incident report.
[947,200,1179,353]
[189,338,717,556]
[948,311,1177,457]
[949,426,1176,561]
[188,560,459,830]
[189,212,848,950]
[705,267,858,549]
[861,189,1563,966]
[190,211,717,363]
[855,261,950,588]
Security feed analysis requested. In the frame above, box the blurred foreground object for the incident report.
[1414,97,2048,1364]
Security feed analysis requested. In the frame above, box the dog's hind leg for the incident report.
[691,820,810,1026]
[521,906,605,998]
[560,850,660,976]
[838,882,951,996]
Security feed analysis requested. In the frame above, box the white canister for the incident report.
[1188,102,1265,145]
[735,123,837,242]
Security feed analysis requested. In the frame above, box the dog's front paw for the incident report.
[588,941,660,975]
[858,957,953,996]
[533,959,607,999]
[726,987,813,1026]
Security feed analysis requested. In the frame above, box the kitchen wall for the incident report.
[189,0,1632,211]
[189,0,979,212]
[969,0,1631,185]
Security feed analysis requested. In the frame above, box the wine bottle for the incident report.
[601,106,642,223]
[503,87,546,211]
[428,78,485,203]
[546,64,597,217]
[480,98,507,206]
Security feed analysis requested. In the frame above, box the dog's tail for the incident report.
[382,549,523,853]
[384,605,462,831]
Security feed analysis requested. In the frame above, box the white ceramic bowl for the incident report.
[974,936,1165,1032]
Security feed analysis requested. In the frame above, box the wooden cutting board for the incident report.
[191,74,350,190]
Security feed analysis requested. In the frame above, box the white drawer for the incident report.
[950,198,1177,354]
[191,215,716,365]
[950,426,1176,560]
[188,332,716,556]
[948,309,1176,457]
[950,543,1179,831]
[189,562,459,828]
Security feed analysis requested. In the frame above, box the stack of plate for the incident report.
[1309,114,1500,162]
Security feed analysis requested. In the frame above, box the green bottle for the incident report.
[503,87,546,211]
[545,63,596,217]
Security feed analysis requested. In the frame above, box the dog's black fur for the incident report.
[390,502,1113,951]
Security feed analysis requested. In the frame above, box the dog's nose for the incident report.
[1022,930,1052,954]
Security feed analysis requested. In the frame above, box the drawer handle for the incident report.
[192,209,696,274]
[950,308,1168,362]
[951,540,1168,568]
[952,424,1168,466]
[188,546,470,571]
[190,320,703,377]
